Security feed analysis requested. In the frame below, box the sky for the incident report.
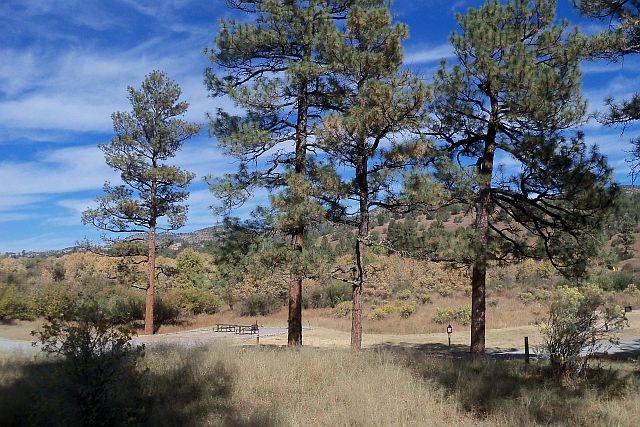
[1,0,639,253]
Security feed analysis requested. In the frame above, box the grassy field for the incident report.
[1,342,639,426]
[1,306,640,426]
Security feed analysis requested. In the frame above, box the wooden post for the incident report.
[524,336,530,364]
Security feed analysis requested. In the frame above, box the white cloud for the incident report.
[404,43,454,65]
[0,145,118,197]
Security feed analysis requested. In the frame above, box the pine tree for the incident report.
[428,0,616,359]
[82,70,200,335]
[317,5,430,350]
[204,1,386,346]
[575,0,640,180]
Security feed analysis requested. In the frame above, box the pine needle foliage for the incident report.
[427,0,617,359]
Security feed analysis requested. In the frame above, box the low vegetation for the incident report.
[1,343,639,426]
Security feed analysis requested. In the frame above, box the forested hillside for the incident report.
[2,188,640,331]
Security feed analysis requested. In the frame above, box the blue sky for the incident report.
[0,0,638,253]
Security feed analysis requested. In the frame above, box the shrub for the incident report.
[518,291,535,304]
[597,270,636,291]
[416,292,431,304]
[432,307,471,325]
[0,282,35,320]
[307,281,351,309]
[172,287,221,315]
[101,293,144,324]
[31,297,145,426]
[397,289,412,300]
[391,280,413,294]
[32,282,78,320]
[623,283,640,298]
[368,304,396,320]
[334,301,352,318]
[325,281,352,307]
[153,296,181,327]
[399,303,416,319]
[241,293,279,316]
[435,285,453,297]
[540,285,628,380]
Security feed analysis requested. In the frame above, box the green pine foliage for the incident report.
[427,0,617,358]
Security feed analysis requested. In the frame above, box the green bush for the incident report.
[399,303,416,319]
[540,285,628,380]
[324,281,352,308]
[397,289,412,300]
[307,281,352,309]
[368,304,396,320]
[32,282,78,320]
[0,282,35,320]
[101,293,144,324]
[435,285,453,297]
[31,297,145,426]
[416,292,431,304]
[241,293,279,316]
[334,301,352,318]
[518,291,535,304]
[391,280,413,294]
[432,307,471,325]
[153,296,181,326]
[172,287,221,315]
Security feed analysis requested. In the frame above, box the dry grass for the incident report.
[142,345,640,426]
[2,338,639,426]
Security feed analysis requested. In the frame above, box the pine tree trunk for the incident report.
[288,232,303,346]
[471,189,489,360]
[351,155,368,352]
[470,116,496,360]
[145,226,156,335]
[288,76,308,347]
[351,237,365,351]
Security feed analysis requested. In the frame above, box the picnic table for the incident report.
[215,323,259,334]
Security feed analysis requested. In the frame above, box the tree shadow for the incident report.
[368,341,634,425]
[0,346,280,427]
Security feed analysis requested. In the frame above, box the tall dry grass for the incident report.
[1,344,639,426]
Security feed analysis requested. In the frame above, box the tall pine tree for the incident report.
[205,1,379,346]
[83,70,200,335]
[428,0,616,359]
[317,5,430,350]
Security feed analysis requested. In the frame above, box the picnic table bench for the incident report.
[236,324,259,334]
[215,323,259,334]
[215,323,237,332]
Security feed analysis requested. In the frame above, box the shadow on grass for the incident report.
[369,341,636,425]
[0,346,280,427]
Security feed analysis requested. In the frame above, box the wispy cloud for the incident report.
[404,43,454,66]
[0,145,118,197]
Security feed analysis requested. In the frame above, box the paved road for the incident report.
[2,329,639,358]
[0,327,289,354]
[0,338,37,353]
[490,338,640,360]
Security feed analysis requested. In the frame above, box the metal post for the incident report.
[524,336,530,364]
